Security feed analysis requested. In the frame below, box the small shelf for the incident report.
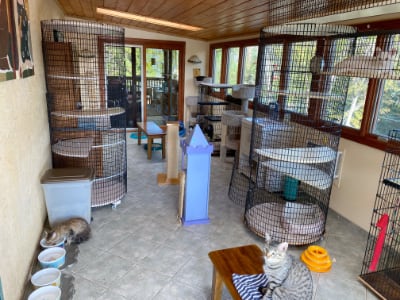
[199,82,234,89]
[52,137,94,158]
[262,160,332,190]
[269,90,344,101]
[51,107,125,118]
[198,101,230,106]
[322,70,400,79]
[204,116,222,122]
[47,74,97,80]
[92,139,125,149]
[255,146,337,164]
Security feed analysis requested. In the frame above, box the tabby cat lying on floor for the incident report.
[260,239,313,300]
[44,217,91,246]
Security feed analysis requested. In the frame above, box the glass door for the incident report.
[145,48,180,125]
[124,38,185,127]
[125,45,142,128]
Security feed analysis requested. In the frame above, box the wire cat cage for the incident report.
[359,129,400,300]
[229,23,358,245]
[41,20,127,207]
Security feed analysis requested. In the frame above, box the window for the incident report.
[373,76,400,136]
[342,36,377,129]
[226,47,239,85]
[339,25,400,149]
[242,46,258,84]
[258,43,283,105]
[285,41,316,115]
[371,34,400,137]
[210,39,258,87]
[212,48,222,84]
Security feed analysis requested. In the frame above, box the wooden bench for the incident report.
[137,122,166,160]
[208,244,264,300]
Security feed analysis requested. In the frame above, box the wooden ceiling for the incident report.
[55,0,400,41]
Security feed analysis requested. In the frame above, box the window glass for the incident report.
[321,38,353,124]
[372,34,400,137]
[284,41,316,114]
[258,44,283,104]
[242,46,258,84]
[213,48,222,84]
[227,47,239,84]
[146,48,164,77]
[342,36,377,129]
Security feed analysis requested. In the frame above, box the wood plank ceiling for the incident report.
[56,0,400,41]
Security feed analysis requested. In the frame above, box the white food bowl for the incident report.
[28,286,61,300]
[38,247,66,269]
[31,268,61,288]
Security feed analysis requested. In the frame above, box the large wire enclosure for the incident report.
[41,20,127,207]
[359,130,400,299]
[230,23,358,245]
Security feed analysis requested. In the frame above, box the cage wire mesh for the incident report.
[359,129,400,299]
[196,85,241,154]
[229,23,361,245]
[266,0,400,27]
[41,20,127,207]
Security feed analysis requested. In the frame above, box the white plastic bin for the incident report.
[41,168,94,227]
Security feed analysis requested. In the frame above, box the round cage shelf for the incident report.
[262,23,357,36]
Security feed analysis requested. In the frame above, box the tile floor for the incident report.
[65,138,379,299]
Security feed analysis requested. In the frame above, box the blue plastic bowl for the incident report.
[40,237,65,249]
[38,247,66,269]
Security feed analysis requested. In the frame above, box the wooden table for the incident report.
[137,122,166,160]
[208,244,264,300]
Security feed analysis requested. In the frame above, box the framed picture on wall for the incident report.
[15,0,34,78]
[0,0,18,81]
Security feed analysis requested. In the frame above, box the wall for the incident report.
[330,138,384,231]
[0,1,64,299]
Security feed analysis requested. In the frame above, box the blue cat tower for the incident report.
[180,125,213,225]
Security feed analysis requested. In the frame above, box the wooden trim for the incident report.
[210,38,259,49]
[355,20,400,32]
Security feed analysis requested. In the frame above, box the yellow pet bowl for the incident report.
[301,245,332,272]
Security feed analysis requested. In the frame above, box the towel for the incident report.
[232,273,268,300]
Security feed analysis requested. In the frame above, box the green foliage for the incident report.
[213,49,222,83]
[242,46,258,84]
[227,47,239,84]
[373,79,400,136]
